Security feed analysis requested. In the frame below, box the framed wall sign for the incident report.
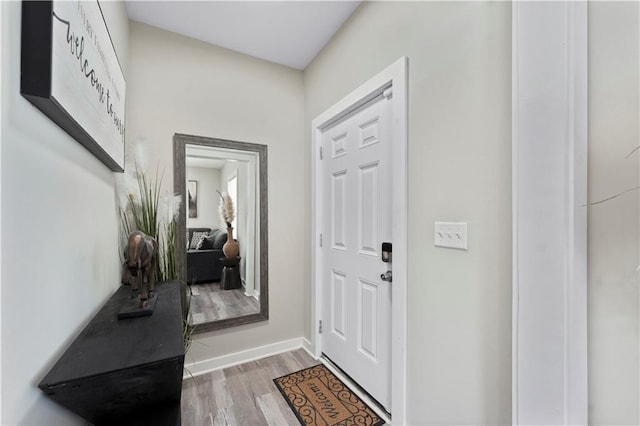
[21,0,126,172]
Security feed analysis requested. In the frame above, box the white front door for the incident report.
[320,93,393,411]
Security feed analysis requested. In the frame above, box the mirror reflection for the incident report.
[174,134,268,333]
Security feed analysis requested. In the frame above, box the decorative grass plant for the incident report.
[119,164,180,283]
[217,190,235,228]
[116,140,193,350]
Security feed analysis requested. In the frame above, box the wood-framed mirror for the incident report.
[173,133,268,333]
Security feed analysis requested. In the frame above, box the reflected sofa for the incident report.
[186,227,227,284]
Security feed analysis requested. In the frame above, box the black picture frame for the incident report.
[20,0,126,172]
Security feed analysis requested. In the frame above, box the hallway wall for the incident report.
[126,22,306,367]
[0,2,130,424]
[304,1,640,424]
[304,2,513,423]
[588,2,640,423]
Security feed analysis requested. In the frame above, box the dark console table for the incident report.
[38,281,185,425]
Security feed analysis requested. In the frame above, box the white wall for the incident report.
[127,22,305,364]
[304,2,513,423]
[588,2,640,424]
[186,166,221,230]
[0,1,129,425]
[304,2,640,424]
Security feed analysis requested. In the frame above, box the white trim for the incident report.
[248,150,258,297]
[310,57,408,425]
[511,3,520,422]
[302,337,314,357]
[512,2,588,424]
[0,1,3,422]
[566,4,588,423]
[183,337,305,378]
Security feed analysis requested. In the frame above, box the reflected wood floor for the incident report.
[181,349,318,426]
[188,282,260,324]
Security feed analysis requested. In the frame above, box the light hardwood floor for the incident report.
[188,282,260,325]
[181,349,318,425]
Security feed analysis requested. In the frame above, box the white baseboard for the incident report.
[302,337,314,358]
[184,337,305,379]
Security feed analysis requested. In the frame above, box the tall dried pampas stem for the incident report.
[217,190,235,228]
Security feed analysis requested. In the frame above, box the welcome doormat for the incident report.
[273,364,384,426]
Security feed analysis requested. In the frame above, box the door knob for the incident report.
[380,271,392,282]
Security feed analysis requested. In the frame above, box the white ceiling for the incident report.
[125,1,361,70]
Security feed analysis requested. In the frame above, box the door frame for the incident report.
[310,57,408,424]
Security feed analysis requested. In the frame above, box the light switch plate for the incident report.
[434,222,468,250]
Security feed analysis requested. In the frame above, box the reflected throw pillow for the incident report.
[196,234,215,250]
[189,231,208,250]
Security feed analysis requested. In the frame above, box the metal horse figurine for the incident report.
[122,231,158,308]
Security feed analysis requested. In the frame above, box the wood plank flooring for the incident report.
[188,282,260,325]
[181,349,318,425]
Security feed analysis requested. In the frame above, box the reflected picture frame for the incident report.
[188,180,198,218]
